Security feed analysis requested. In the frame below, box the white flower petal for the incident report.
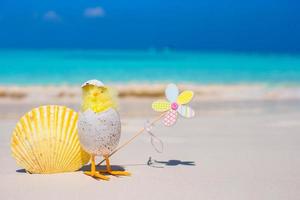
[165,83,179,103]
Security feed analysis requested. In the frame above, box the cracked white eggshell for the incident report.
[77,108,121,156]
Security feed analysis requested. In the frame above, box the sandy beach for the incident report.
[0,84,300,199]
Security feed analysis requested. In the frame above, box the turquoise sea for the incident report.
[0,50,300,85]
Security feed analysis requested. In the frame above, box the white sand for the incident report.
[0,99,300,199]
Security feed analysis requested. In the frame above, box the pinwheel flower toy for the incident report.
[152,83,195,126]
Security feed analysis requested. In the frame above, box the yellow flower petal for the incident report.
[177,90,194,104]
[152,100,171,112]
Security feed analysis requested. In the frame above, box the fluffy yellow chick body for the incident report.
[81,85,117,113]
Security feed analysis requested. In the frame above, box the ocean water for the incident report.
[0,50,300,85]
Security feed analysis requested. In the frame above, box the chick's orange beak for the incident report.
[92,92,100,97]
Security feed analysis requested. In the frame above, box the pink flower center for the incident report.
[171,102,178,110]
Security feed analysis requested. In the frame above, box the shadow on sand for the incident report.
[16,159,195,173]
[147,157,195,168]
[79,164,126,172]
[16,169,27,173]
[154,160,195,166]
[16,165,126,173]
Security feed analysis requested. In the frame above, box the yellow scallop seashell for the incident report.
[11,105,90,174]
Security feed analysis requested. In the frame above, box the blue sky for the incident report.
[0,0,299,52]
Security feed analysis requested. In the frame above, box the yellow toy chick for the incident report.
[78,80,130,180]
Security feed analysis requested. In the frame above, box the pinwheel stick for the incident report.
[97,112,166,166]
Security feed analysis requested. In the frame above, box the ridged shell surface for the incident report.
[78,108,121,156]
[11,105,90,174]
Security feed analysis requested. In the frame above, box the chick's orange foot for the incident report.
[98,170,131,176]
[98,156,131,176]
[84,155,110,181]
[84,171,110,181]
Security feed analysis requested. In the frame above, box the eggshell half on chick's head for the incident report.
[81,79,105,88]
